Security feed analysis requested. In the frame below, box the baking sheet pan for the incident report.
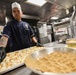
[0,63,24,74]
[0,46,44,74]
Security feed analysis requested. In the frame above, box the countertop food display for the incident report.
[0,46,44,74]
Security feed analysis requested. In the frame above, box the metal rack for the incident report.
[69,6,76,38]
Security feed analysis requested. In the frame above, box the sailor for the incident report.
[0,2,41,52]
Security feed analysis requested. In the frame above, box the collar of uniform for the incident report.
[14,19,22,23]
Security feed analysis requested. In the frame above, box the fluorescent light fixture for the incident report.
[26,0,46,6]
[64,17,70,20]
[61,17,70,22]
[51,16,59,20]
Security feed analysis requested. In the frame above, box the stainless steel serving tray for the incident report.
[25,47,76,75]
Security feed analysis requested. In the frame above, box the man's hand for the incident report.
[0,47,6,63]
[32,37,43,47]
[35,42,43,47]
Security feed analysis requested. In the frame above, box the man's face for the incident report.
[12,7,23,20]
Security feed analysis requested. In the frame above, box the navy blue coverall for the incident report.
[2,19,34,52]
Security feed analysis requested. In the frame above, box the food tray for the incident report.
[0,63,24,74]
[66,38,76,48]
[25,47,76,75]
[0,46,44,74]
[65,45,76,49]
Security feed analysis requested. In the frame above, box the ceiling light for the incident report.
[61,17,70,22]
[51,16,59,20]
[26,0,46,6]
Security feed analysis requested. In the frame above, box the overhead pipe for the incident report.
[46,0,67,9]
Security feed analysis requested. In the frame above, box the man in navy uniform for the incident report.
[0,2,41,53]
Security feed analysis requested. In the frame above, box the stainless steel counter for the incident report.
[2,65,39,75]
[43,42,66,47]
